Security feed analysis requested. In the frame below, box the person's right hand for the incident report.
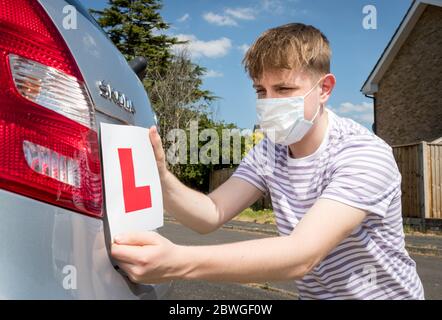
[149,126,168,180]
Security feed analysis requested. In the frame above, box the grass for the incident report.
[233,208,442,237]
[234,208,276,225]
[403,224,442,236]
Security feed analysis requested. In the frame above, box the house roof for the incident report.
[431,137,442,144]
[361,0,442,95]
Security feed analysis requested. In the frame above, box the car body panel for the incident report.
[0,0,169,299]
[0,188,170,299]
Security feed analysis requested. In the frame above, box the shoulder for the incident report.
[327,111,399,178]
[245,136,285,161]
[328,110,393,156]
[328,109,378,145]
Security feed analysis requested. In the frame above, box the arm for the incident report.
[150,126,263,234]
[111,198,367,283]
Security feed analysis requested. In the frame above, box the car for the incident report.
[0,0,170,299]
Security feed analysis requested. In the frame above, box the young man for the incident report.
[111,23,424,299]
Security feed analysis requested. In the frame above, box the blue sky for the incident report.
[83,0,413,131]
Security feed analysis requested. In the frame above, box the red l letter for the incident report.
[118,148,152,213]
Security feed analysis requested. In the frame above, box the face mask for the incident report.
[256,78,323,145]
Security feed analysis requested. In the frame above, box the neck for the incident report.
[288,108,329,159]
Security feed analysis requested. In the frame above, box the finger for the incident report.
[111,243,148,264]
[117,262,141,283]
[114,231,161,246]
[149,126,165,163]
[116,261,135,274]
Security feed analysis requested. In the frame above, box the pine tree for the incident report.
[90,0,215,107]
[90,0,230,191]
[90,0,177,76]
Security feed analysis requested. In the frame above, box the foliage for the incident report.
[91,0,254,192]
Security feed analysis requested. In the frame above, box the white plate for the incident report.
[100,123,163,241]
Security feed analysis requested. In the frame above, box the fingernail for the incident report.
[114,235,122,243]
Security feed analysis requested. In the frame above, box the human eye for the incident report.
[255,89,266,98]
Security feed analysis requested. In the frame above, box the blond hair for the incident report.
[243,23,331,80]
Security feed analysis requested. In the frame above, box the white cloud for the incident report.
[174,34,232,59]
[337,102,373,114]
[331,102,374,125]
[238,44,250,54]
[260,0,303,16]
[354,112,374,123]
[204,70,224,78]
[203,7,257,27]
[225,7,256,20]
[177,13,190,23]
[261,0,284,15]
[203,12,237,26]
[203,1,304,27]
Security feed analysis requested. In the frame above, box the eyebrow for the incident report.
[273,82,298,88]
[253,82,299,89]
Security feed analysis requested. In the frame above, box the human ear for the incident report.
[319,74,336,104]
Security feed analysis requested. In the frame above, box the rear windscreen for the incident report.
[65,0,108,37]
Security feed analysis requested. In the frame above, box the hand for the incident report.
[149,126,169,180]
[111,231,186,284]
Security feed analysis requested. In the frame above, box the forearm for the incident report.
[112,199,366,286]
[161,170,221,234]
[177,235,314,283]
[173,198,366,283]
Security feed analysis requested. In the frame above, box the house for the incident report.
[361,0,442,146]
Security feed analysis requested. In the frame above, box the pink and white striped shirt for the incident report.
[233,108,424,300]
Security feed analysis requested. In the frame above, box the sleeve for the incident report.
[319,138,401,218]
[231,138,270,193]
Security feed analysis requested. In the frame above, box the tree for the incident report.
[168,113,247,192]
[90,0,249,192]
[90,0,177,77]
[147,49,215,137]
[90,0,215,106]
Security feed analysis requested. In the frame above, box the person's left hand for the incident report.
[111,231,185,284]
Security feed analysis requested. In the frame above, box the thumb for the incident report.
[149,126,166,170]
[114,231,161,246]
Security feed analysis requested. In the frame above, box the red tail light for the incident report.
[0,0,103,217]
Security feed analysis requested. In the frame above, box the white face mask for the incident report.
[256,78,322,145]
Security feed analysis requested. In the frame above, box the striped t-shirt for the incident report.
[232,108,424,300]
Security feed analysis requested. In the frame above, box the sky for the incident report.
[82,0,413,131]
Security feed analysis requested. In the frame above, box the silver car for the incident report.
[0,0,170,299]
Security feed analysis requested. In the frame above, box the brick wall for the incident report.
[375,5,442,146]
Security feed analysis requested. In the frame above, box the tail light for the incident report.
[0,0,102,217]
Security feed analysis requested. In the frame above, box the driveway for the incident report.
[159,221,442,300]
